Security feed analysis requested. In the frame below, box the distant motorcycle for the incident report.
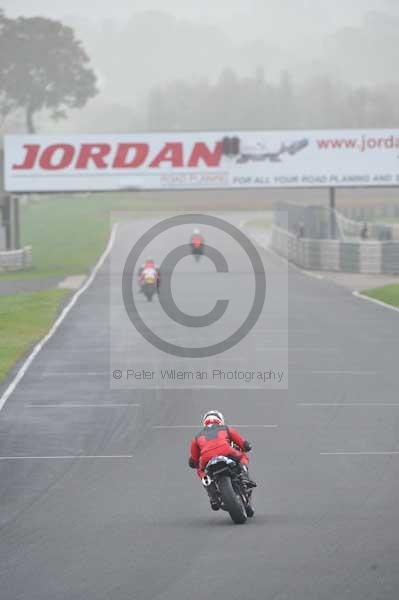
[139,268,158,301]
[191,235,204,262]
[203,456,254,524]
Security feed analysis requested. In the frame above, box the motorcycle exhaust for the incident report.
[202,475,212,487]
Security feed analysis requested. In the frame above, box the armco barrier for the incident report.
[340,242,360,273]
[0,246,32,272]
[320,240,341,271]
[360,242,382,275]
[382,243,399,274]
[271,226,398,274]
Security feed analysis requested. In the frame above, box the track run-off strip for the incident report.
[321,451,399,456]
[296,371,378,375]
[41,372,108,377]
[25,404,140,408]
[41,368,375,377]
[255,347,338,352]
[299,403,399,407]
[152,425,278,429]
[0,455,133,460]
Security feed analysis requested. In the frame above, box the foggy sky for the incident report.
[1,0,398,134]
[1,0,395,38]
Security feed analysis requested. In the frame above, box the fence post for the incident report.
[13,196,20,250]
[329,187,336,239]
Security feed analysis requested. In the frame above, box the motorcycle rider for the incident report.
[188,410,256,510]
[190,228,204,251]
[138,258,160,291]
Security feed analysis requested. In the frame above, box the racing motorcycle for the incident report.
[140,268,158,301]
[191,237,204,262]
[203,456,255,524]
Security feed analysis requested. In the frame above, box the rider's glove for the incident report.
[188,457,198,469]
[243,441,252,452]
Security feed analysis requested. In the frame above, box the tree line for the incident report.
[1,9,399,135]
[146,68,399,131]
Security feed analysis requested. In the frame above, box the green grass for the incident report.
[372,217,399,224]
[0,192,192,281]
[242,216,272,229]
[362,284,399,308]
[358,215,399,224]
[0,289,68,382]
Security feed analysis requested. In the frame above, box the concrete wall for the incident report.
[0,225,5,251]
[271,226,399,274]
[339,204,399,221]
[0,246,32,272]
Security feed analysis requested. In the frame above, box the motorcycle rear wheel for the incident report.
[219,476,247,524]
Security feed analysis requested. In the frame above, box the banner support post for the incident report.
[329,187,336,239]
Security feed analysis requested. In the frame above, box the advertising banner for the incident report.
[4,129,399,192]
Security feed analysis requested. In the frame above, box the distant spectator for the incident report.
[360,222,368,240]
[297,221,305,239]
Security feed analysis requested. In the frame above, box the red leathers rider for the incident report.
[190,228,204,260]
[189,410,256,510]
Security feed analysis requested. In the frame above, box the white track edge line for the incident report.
[0,223,119,413]
[353,290,399,314]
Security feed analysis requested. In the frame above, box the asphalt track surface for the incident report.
[0,214,399,600]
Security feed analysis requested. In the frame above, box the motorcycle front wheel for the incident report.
[218,476,247,524]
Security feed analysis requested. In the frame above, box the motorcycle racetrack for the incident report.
[0,213,398,600]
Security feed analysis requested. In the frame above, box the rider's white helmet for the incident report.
[193,228,200,235]
[203,410,224,427]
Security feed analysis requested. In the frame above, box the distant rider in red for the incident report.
[190,228,204,247]
[189,410,256,509]
[138,258,160,290]
[190,228,204,257]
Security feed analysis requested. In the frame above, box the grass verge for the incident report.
[0,289,69,383]
[362,284,399,308]
[242,216,272,229]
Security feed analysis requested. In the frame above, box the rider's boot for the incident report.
[240,464,257,489]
